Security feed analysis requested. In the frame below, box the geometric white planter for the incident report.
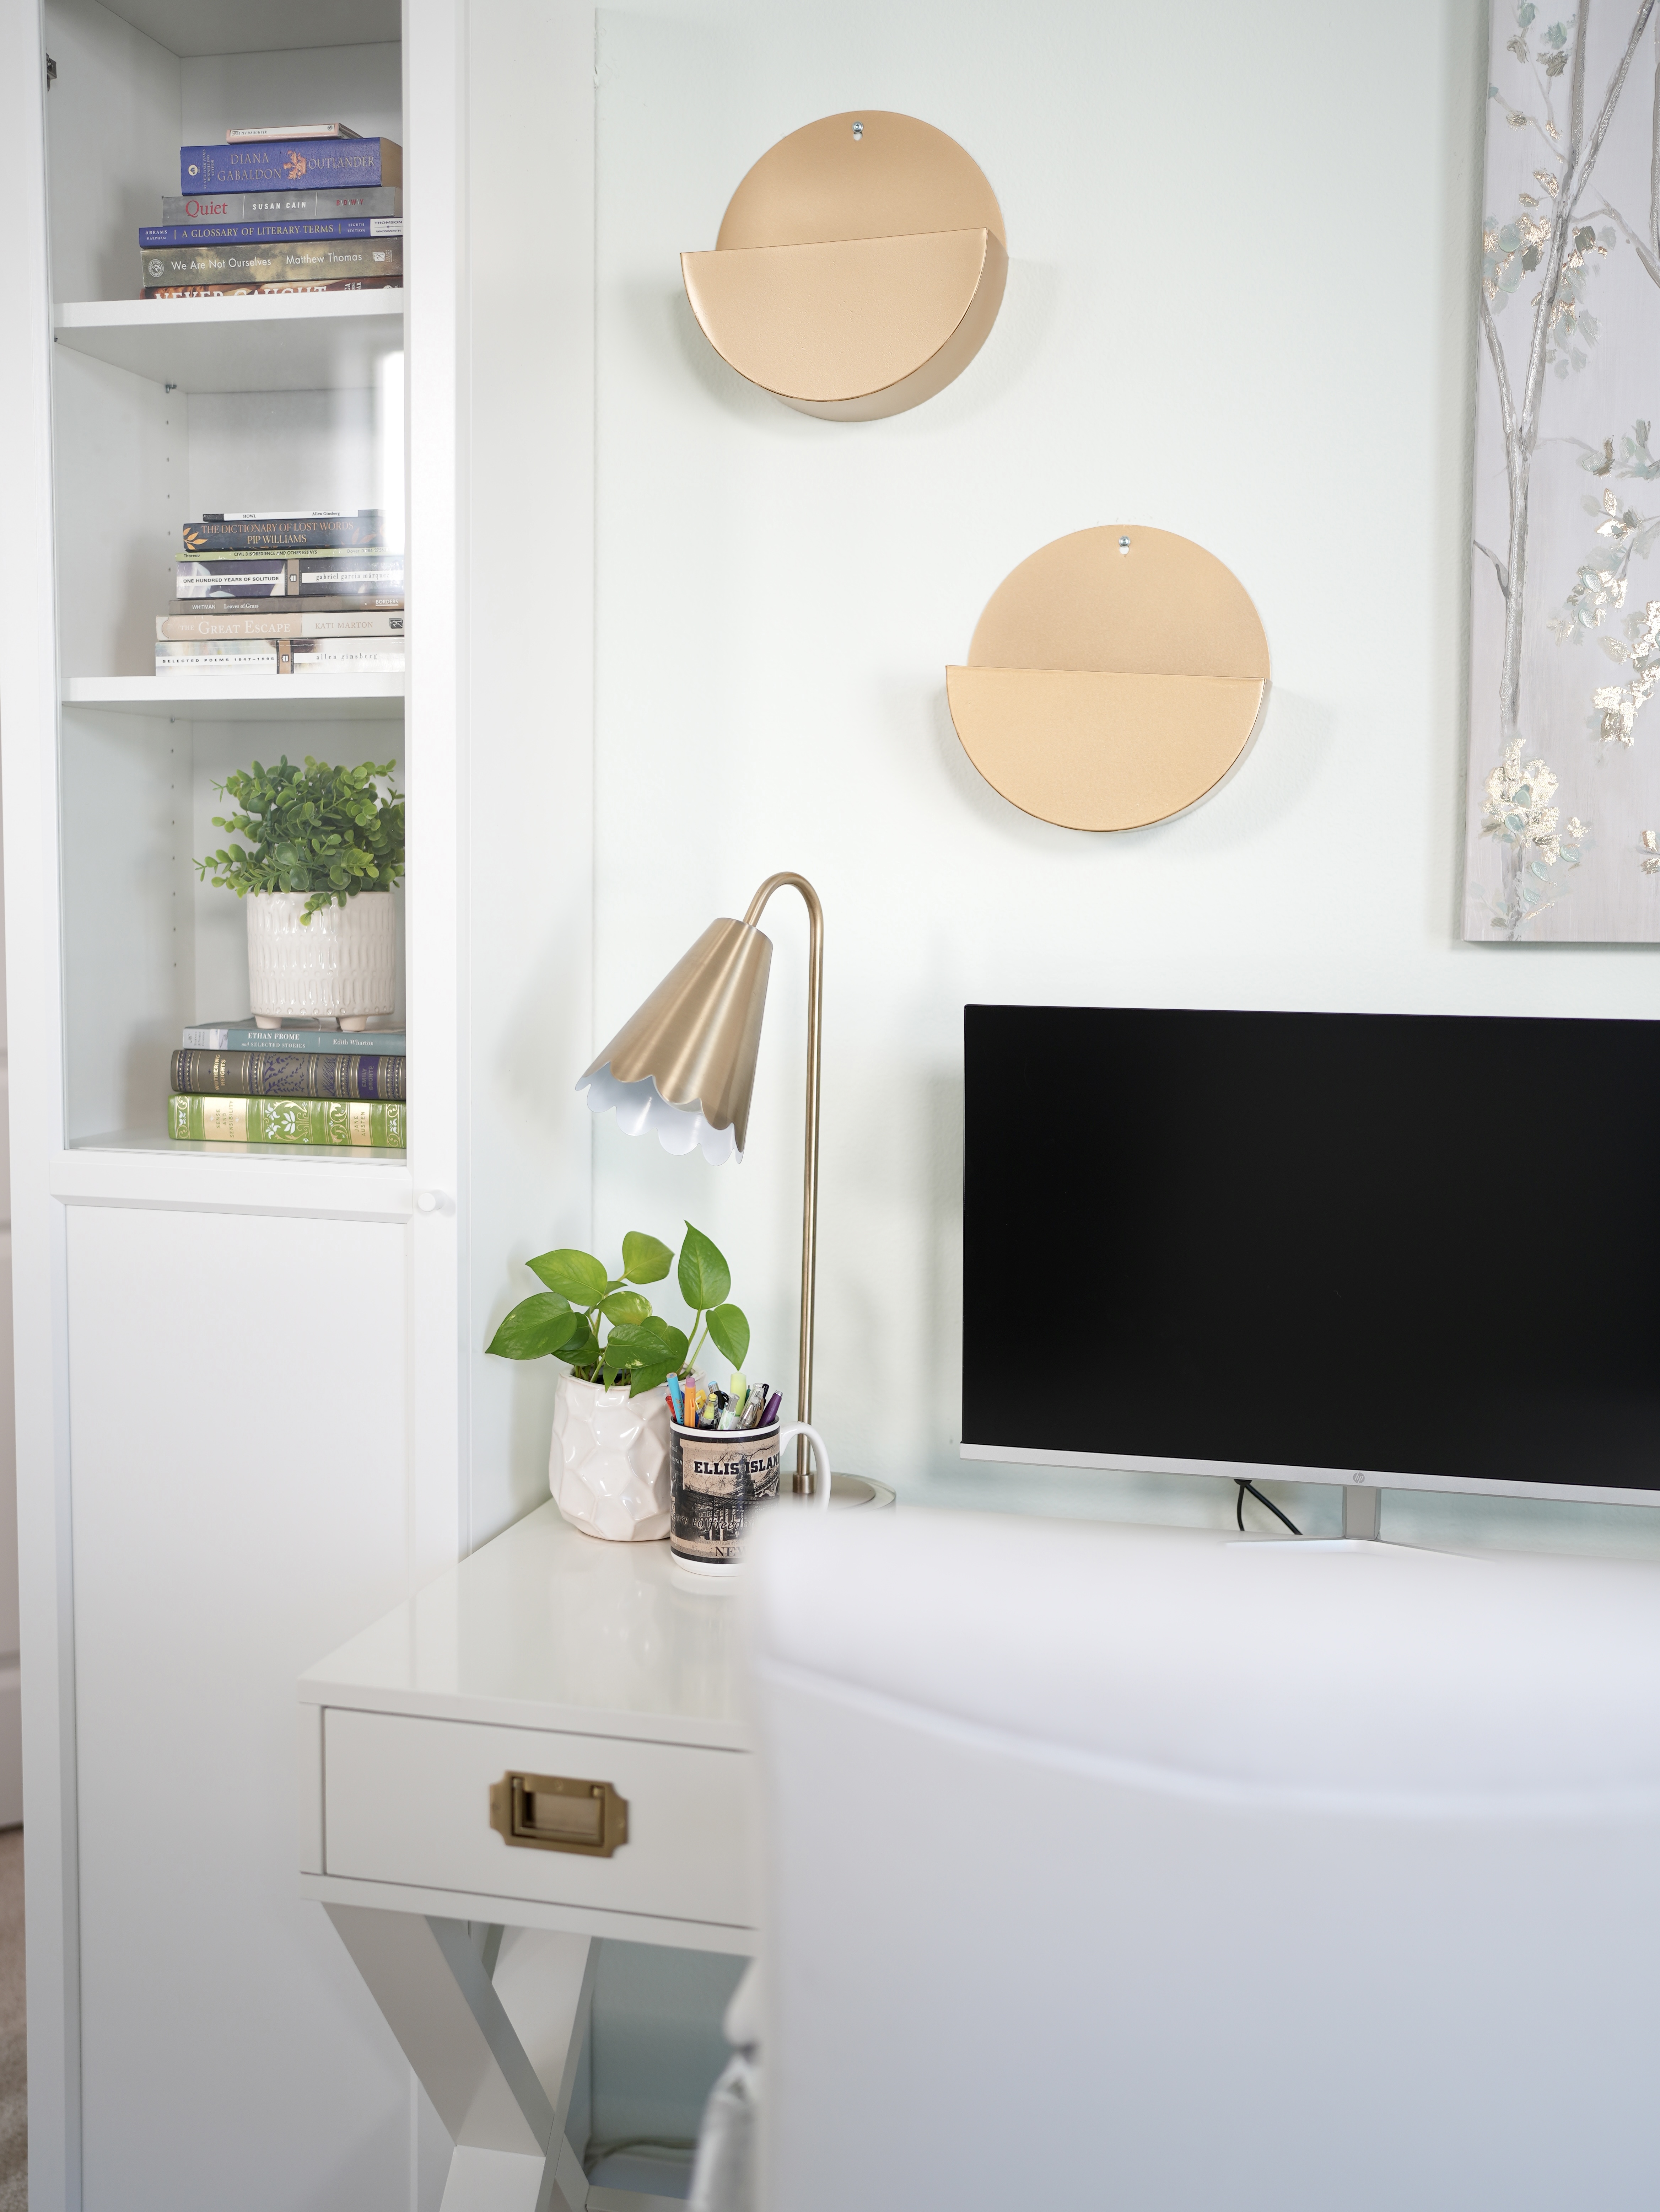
[549,1372,673,1542]
[245,889,396,1031]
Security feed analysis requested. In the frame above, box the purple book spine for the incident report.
[180,140,390,192]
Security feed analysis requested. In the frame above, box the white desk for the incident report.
[298,1502,757,2212]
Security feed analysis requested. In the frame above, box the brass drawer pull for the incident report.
[489,1770,629,1857]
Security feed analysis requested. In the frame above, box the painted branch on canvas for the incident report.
[1465,0,1660,940]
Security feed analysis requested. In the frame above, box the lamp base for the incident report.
[796,1472,895,1508]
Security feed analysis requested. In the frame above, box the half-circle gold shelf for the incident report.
[681,111,1007,421]
[946,526,1270,831]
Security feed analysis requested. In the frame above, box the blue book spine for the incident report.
[139,219,398,246]
[180,140,395,192]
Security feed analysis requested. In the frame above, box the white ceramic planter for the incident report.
[246,889,396,1031]
[550,1373,672,1542]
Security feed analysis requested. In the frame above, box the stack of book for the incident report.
[158,511,405,676]
[168,1017,407,1149]
[140,123,402,298]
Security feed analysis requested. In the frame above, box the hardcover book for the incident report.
[161,189,401,222]
[181,515,388,553]
[183,1022,405,1053]
[171,1049,406,1101]
[142,278,403,299]
[168,1094,406,1146]
[180,138,401,192]
[166,595,405,614]
[157,611,404,639]
[141,237,401,288]
[140,219,401,247]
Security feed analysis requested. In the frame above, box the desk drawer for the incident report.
[324,1709,754,1927]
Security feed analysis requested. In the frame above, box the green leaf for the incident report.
[600,1290,652,1325]
[677,1222,731,1311]
[621,1230,673,1284]
[627,1363,675,1398]
[557,1324,601,1374]
[528,1247,609,1304]
[605,1317,689,1370]
[485,1294,584,1361]
[706,1303,750,1369]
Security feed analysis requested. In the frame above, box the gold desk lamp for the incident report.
[577,873,830,1496]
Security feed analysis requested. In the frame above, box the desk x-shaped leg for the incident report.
[326,1905,684,2212]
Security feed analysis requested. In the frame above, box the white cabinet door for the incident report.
[66,1202,418,2212]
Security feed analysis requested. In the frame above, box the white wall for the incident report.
[573,0,1660,1555]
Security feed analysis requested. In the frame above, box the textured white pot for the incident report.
[245,890,395,1030]
[550,1373,672,1542]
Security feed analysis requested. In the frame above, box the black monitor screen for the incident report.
[962,1005,1660,1495]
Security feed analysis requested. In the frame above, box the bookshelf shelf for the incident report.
[51,1139,413,1220]
[61,675,404,719]
[54,290,404,394]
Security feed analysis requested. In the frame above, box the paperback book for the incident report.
[139,218,401,247]
[225,123,362,141]
[157,611,403,639]
[161,188,400,222]
[176,553,404,598]
[156,638,276,668]
[293,638,404,670]
[183,1021,405,1052]
[180,138,402,192]
[141,237,401,288]
[171,1048,406,1101]
[168,1094,406,1146]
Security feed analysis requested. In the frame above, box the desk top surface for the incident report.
[301,1503,749,1750]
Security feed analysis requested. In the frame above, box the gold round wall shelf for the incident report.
[945,527,1271,831]
[680,111,1007,421]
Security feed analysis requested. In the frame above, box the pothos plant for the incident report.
[485,1223,749,1399]
[195,754,405,921]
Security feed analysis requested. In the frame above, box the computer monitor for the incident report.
[961,1004,1660,1506]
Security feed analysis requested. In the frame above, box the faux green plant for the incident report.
[485,1223,749,1399]
[195,754,405,921]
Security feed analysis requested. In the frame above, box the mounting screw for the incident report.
[852,119,864,139]
[46,53,56,85]
[1118,535,1131,554]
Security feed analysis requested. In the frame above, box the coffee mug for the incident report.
[669,1418,830,1572]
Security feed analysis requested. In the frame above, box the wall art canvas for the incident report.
[1465,1,1660,941]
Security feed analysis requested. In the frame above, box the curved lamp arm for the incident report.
[743,874,824,1494]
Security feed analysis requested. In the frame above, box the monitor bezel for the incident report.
[957,1441,1660,1510]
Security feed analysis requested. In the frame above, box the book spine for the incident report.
[180,140,399,191]
[141,276,404,299]
[158,612,404,638]
[139,219,400,247]
[171,1050,407,1100]
[182,517,388,553]
[168,1094,406,1146]
[160,189,401,222]
[222,1030,406,1053]
[141,237,402,287]
[167,596,405,614]
[291,643,405,669]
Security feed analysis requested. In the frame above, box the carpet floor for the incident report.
[0,1831,23,2210]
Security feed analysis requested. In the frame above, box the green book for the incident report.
[168,1094,405,1147]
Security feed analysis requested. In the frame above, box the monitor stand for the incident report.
[1343,1485,1381,1540]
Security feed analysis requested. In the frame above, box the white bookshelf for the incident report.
[63,674,404,718]
[0,0,492,2201]
[54,290,405,394]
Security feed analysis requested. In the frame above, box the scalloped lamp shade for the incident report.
[577,918,773,1166]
